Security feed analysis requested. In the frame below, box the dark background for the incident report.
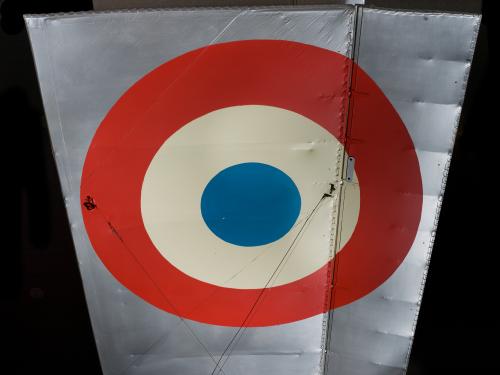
[0,1,497,374]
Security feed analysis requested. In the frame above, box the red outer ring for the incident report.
[80,40,422,327]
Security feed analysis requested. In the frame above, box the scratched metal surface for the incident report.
[91,1,365,11]
[25,7,354,375]
[324,9,480,375]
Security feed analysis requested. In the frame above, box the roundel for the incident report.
[81,40,422,327]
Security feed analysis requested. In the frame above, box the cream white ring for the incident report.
[141,105,359,289]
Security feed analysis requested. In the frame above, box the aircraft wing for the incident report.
[25,5,480,374]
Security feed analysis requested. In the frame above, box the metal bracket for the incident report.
[346,156,355,182]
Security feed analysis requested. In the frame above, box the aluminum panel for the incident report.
[324,8,480,375]
[25,5,480,375]
[25,7,354,375]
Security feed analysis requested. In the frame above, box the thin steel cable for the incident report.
[88,205,227,375]
[209,193,332,375]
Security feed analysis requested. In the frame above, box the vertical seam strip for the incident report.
[319,5,361,375]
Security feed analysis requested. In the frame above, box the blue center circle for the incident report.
[201,162,301,247]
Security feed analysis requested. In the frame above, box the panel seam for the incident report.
[319,5,362,375]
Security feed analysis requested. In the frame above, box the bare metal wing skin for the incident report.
[324,8,480,375]
[25,5,479,375]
